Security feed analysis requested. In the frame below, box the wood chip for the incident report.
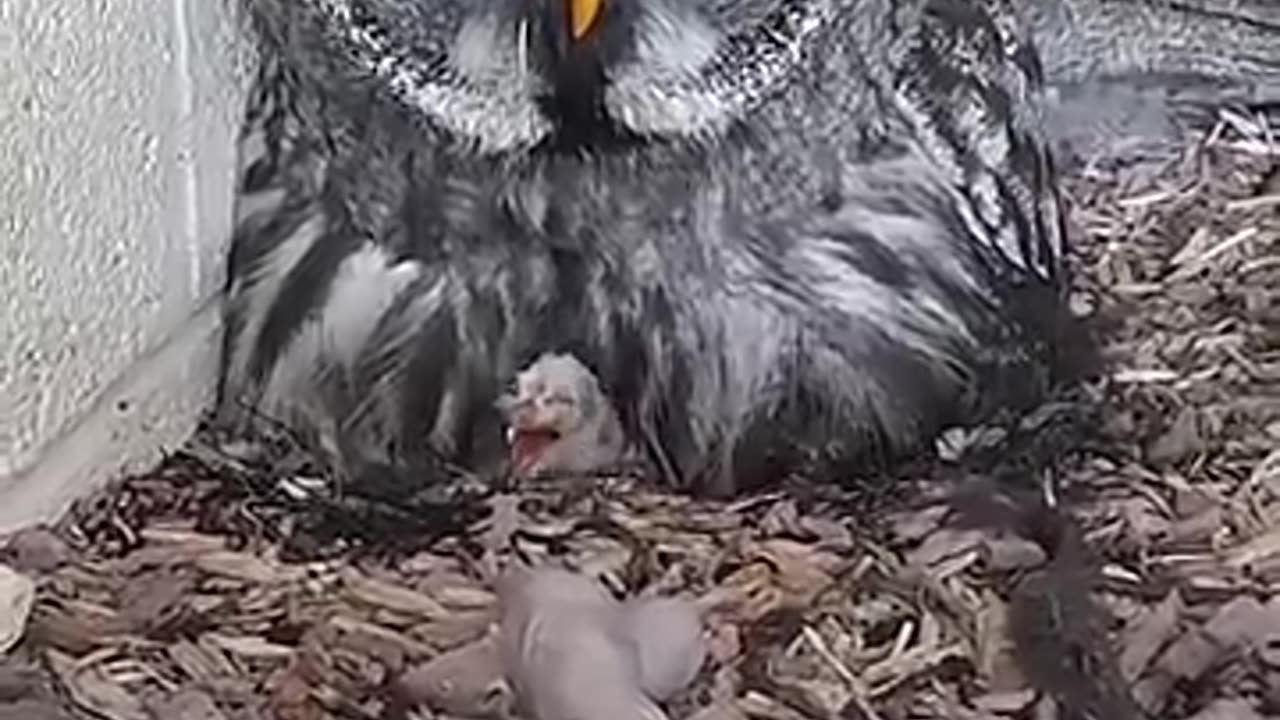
[0,565,35,654]
[390,637,508,718]
[45,650,147,720]
[143,689,228,720]
[340,570,450,619]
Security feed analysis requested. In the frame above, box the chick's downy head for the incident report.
[497,352,619,476]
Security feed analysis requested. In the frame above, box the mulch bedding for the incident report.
[0,113,1276,720]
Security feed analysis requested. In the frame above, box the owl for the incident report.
[215,0,1272,495]
[214,0,1068,495]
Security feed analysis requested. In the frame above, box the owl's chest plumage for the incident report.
[399,144,720,269]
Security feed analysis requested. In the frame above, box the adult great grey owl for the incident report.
[216,0,1277,494]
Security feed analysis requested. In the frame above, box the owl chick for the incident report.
[496,353,626,479]
[495,566,706,720]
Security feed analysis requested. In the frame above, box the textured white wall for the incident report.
[0,0,253,531]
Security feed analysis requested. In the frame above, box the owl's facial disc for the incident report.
[531,0,824,146]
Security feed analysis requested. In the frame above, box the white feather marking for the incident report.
[517,18,530,80]
[267,270,452,437]
[265,245,426,405]
[606,0,833,139]
[801,238,902,331]
[226,212,326,387]
[234,186,288,227]
[632,7,720,77]
[312,0,550,154]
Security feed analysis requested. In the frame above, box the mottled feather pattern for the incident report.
[214,0,1067,492]
[890,0,1064,285]
[215,0,1271,493]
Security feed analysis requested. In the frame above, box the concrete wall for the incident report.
[0,0,254,532]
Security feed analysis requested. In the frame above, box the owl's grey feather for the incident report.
[214,0,1274,493]
[1019,0,1280,87]
[1018,0,1280,160]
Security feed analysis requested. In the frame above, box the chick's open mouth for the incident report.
[509,425,562,471]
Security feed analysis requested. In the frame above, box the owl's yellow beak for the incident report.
[567,0,603,41]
